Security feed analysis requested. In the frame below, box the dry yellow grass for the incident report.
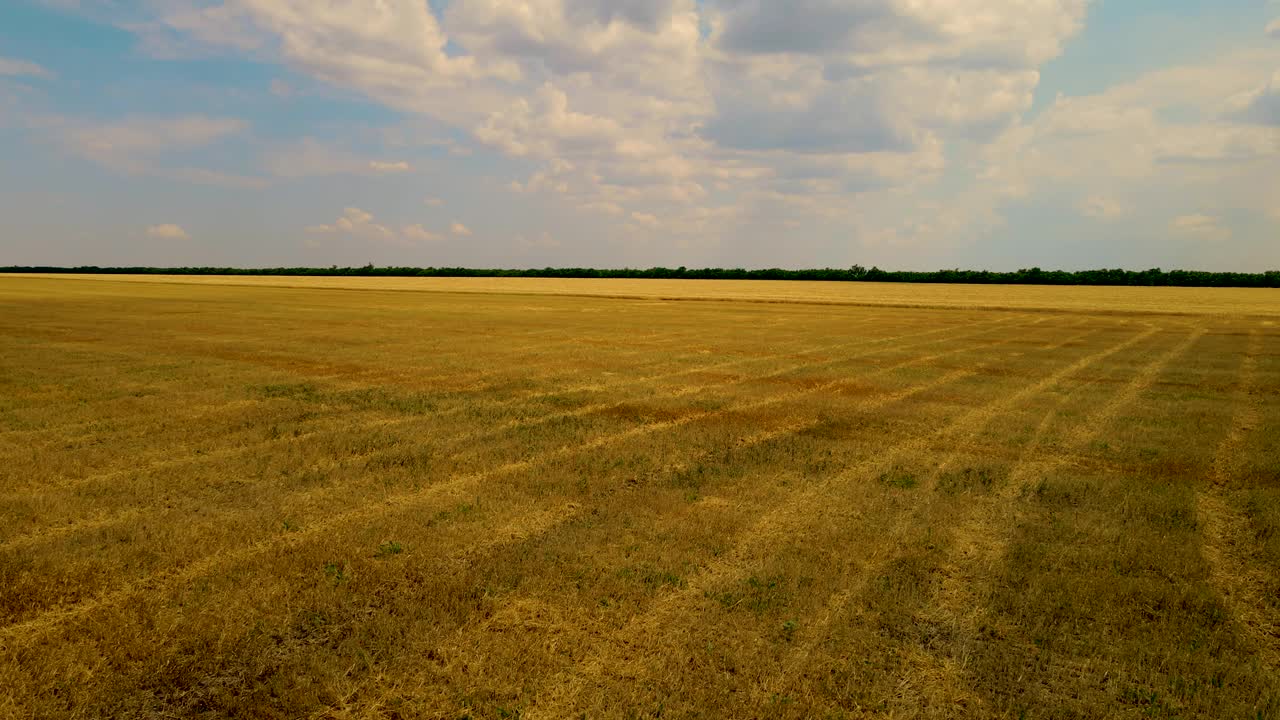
[8,272,1280,317]
[1,275,1278,719]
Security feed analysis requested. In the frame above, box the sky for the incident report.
[0,1,1277,271]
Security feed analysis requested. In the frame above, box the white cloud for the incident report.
[269,78,292,97]
[131,2,265,58]
[131,0,1091,239]
[264,138,364,177]
[0,57,53,79]
[33,113,264,187]
[263,139,415,178]
[979,47,1280,228]
[447,0,699,94]
[146,223,190,240]
[709,0,1088,66]
[423,196,444,206]
[1226,69,1280,126]
[308,207,395,241]
[170,0,508,102]
[630,211,661,228]
[1171,214,1232,242]
[1079,195,1128,220]
[454,0,1088,236]
[700,0,1089,151]
[402,224,443,242]
[1268,18,1280,38]
[368,160,411,173]
[474,84,630,159]
[60,115,246,166]
[308,209,451,245]
[46,1,1279,266]
[450,221,473,237]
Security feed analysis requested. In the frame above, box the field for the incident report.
[1,274,1278,719]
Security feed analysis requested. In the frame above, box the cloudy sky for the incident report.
[1,1,1277,271]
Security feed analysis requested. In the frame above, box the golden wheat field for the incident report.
[1,274,1278,719]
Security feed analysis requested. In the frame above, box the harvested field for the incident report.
[1,275,1278,719]
[7,272,1280,316]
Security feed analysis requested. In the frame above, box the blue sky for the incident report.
[1,0,1277,270]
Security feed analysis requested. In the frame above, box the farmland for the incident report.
[1,274,1278,719]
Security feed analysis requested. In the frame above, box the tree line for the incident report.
[3,265,1279,287]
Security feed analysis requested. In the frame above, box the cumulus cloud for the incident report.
[475,84,628,158]
[130,0,1091,233]
[1079,196,1128,220]
[146,223,190,240]
[0,57,53,79]
[368,160,411,173]
[450,222,473,237]
[1226,69,1280,126]
[309,210,446,245]
[402,224,443,242]
[307,207,396,241]
[167,0,505,103]
[54,0,1276,264]
[1170,214,1232,242]
[702,80,918,154]
[980,48,1280,221]
[630,211,661,228]
[466,0,1084,225]
[446,0,695,82]
[1268,18,1280,38]
[712,1,893,56]
[700,0,1087,150]
[708,0,1090,66]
